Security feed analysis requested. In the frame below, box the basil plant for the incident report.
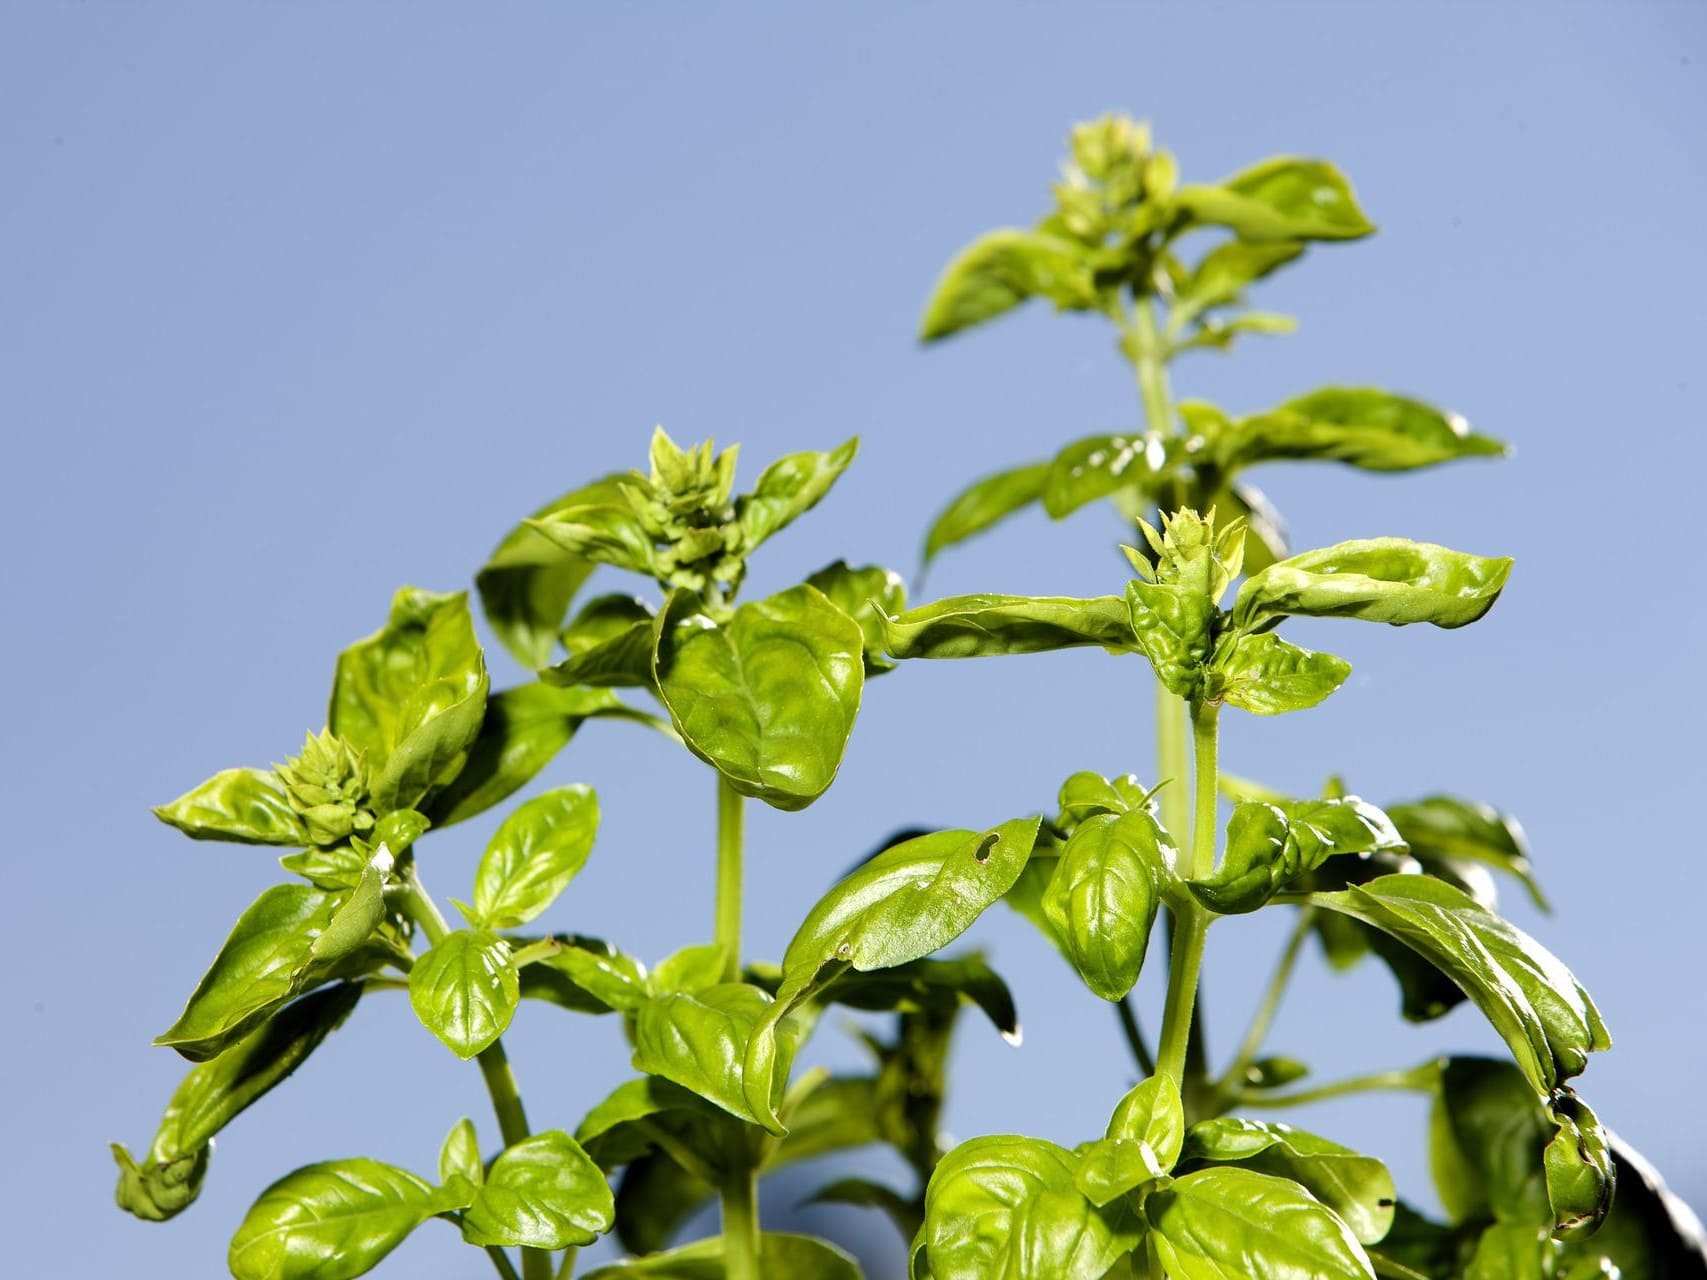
[113,115,1704,1280]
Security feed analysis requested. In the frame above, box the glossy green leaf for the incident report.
[1545,1091,1614,1240]
[112,1140,208,1223]
[1192,798,1401,915]
[1202,388,1505,475]
[1147,1166,1376,1279]
[822,954,1020,1042]
[476,475,629,669]
[278,844,368,892]
[468,784,598,929]
[425,684,658,829]
[650,943,731,996]
[921,1135,1140,1280]
[1126,580,1215,698]
[632,982,805,1125]
[307,846,391,965]
[1211,479,1289,576]
[1386,795,1547,912]
[920,461,1048,572]
[1183,240,1305,310]
[544,594,658,689]
[408,929,519,1059]
[460,1129,614,1249]
[575,1075,720,1171]
[1309,876,1609,1092]
[439,1117,482,1187]
[115,983,361,1221]
[1042,810,1172,1001]
[805,559,907,674]
[329,588,490,814]
[883,593,1133,659]
[736,437,858,551]
[519,935,650,1015]
[1233,539,1513,636]
[1464,1225,1552,1280]
[1558,1134,1707,1280]
[1107,1072,1186,1170]
[1043,433,1164,519]
[1073,1137,1164,1207]
[804,1176,920,1241]
[1055,771,1151,826]
[654,585,864,812]
[1212,633,1350,715]
[526,500,658,577]
[155,885,342,1062]
[1174,157,1374,242]
[228,1158,461,1280]
[1181,1118,1396,1245]
[920,228,1097,341]
[580,1231,863,1279]
[153,768,307,846]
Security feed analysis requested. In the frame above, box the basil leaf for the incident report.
[1055,771,1151,827]
[1147,1166,1376,1279]
[1183,240,1305,310]
[919,228,1097,341]
[1126,580,1216,698]
[1073,1137,1164,1208]
[805,559,907,674]
[153,768,307,846]
[1192,798,1401,915]
[1041,810,1173,1001]
[1182,1117,1397,1245]
[1043,433,1164,519]
[227,1158,460,1280]
[519,935,650,1015]
[920,1134,1140,1279]
[1386,795,1548,912]
[1232,539,1513,635]
[543,593,658,689]
[1545,1091,1614,1240]
[736,437,858,552]
[653,585,864,812]
[1463,1224,1551,1280]
[307,846,391,965]
[408,929,519,1059]
[329,587,489,814]
[920,461,1048,573]
[460,1130,614,1249]
[632,982,805,1125]
[1107,1072,1185,1170]
[1309,876,1610,1092]
[526,501,658,577]
[1203,388,1505,474]
[1174,157,1374,242]
[575,1076,721,1172]
[112,1140,208,1224]
[579,1231,862,1279]
[1557,1133,1707,1279]
[883,593,1134,659]
[469,784,598,929]
[439,1117,482,1187]
[822,954,1019,1042]
[1213,633,1350,716]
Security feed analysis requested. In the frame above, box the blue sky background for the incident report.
[3,4,1703,1276]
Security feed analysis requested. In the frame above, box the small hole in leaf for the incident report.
[974,833,998,863]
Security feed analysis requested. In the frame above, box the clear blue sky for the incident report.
[3,4,1702,1276]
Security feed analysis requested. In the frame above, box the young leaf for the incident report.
[920,461,1049,573]
[1173,157,1375,242]
[1386,795,1548,912]
[632,982,806,1126]
[882,593,1134,659]
[1041,810,1172,1001]
[653,585,864,812]
[408,929,519,1059]
[578,1231,863,1279]
[1126,580,1216,698]
[1462,1224,1553,1280]
[153,768,307,846]
[736,437,858,552]
[469,784,599,929]
[1309,876,1610,1093]
[1203,388,1505,474]
[439,1117,482,1187]
[1183,240,1306,310]
[227,1158,460,1280]
[459,1130,615,1249]
[525,501,659,577]
[519,935,650,1015]
[1073,1137,1164,1207]
[919,228,1097,341]
[305,845,391,965]
[1055,770,1151,826]
[1191,798,1400,915]
[1212,633,1350,715]
[1556,1132,1707,1278]
[1181,1117,1397,1245]
[1042,433,1165,519]
[1232,539,1513,636]
[543,594,658,689]
[329,587,490,814]
[1107,1072,1186,1170]
[804,559,907,674]
[1146,1166,1376,1279]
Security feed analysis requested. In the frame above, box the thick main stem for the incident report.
[1132,297,1175,440]
[720,1168,761,1280]
[715,776,745,982]
[1155,702,1219,1085]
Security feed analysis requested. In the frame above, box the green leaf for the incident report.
[1055,771,1152,827]
[519,935,650,1014]
[653,585,864,812]
[1174,157,1374,242]
[1212,633,1350,716]
[155,885,342,1062]
[408,929,519,1059]
[307,845,391,965]
[1043,433,1165,519]
[736,437,859,552]
[526,501,659,577]
[919,228,1097,340]
[469,784,599,929]
[920,1135,1140,1279]
[115,983,361,1221]
[1558,1133,1707,1280]
[1183,240,1306,310]
[476,475,629,669]
[650,942,731,996]
[575,1076,720,1171]
[1042,810,1172,1001]
[1308,876,1609,1092]
[1126,581,1216,698]
[804,1176,921,1241]
[439,1117,482,1187]
[822,954,1020,1042]
[632,982,806,1125]
[805,559,907,674]
[579,1232,863,1279]
[278,843,368,892]
[1233,539,1513,636]
[460,1130,615,1249]
[425,684,656,829]
[1463,1225,1552,1280]
[1073,1137,1164,1208]
[1202,388,1505,475]
[1386,795,1548,912]
[153,768,307,846]
[1107,1072,1186,1170]
[1147,1166,1375,1279]
[1191,798,1401,915]
[883,593,1133,660]
[329,587,490,814]
[228,1158,459,1280]
[920,461,1048,573]
[1181,1118,1397,1245]
[1544,1092,1614,1240]
[543,594,659,689]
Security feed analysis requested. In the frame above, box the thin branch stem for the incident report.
[1213,906,1316,1107]
[1117,996,1157,1077]
[484,1246,523,1280]
[1238,1061,1443,1109]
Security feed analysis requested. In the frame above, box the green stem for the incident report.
[1239,1061,1443,1109]
[1212,906,1315,1110]
[716,776,745,982]
[485,1245,523,1280]
[399,864,551,1280]
[721,1167,762,1280]
[553,1249,579,1280]
[1154,702,1219,1085]
[1132,296,1175,440]
[1117,996,1156,1077]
